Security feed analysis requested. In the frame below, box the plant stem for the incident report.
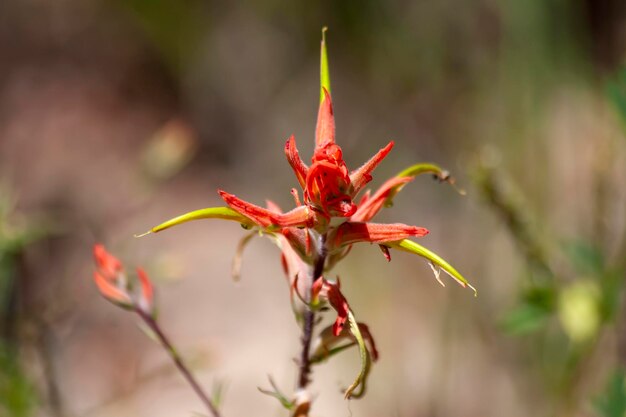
[297,309,316,389]
[297,234,327,390]
[135,308,221,417]
[473,164,554,279]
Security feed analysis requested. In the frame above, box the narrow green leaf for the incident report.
[320,27,331,103]
[310,324,358,364]
[135,207,254,237]
[343,310,371,399]
[310,342,357,364]
[258,376,294,410]
[389,239,477,296]
[385,162,463,207]
[211,380,226,408]
[396,162,449,179]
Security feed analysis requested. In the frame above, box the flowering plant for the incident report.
[93,29,475,416]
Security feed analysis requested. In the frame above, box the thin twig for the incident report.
[135,308,221,417]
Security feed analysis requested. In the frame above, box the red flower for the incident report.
[92,244,154,314]
[138,30,475,400]
[217,87,427,256]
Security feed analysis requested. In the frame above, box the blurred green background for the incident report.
[1,0,625,416]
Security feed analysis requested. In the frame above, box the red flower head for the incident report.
[285,89,395,219]
[92,244,154,314]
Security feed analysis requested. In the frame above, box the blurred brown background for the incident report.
[1,1,626,416]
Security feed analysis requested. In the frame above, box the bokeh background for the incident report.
[1,1,626,416]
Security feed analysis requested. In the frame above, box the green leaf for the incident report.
[563,240,604,275]
[389,239,477,296]
[343,310,371,399]
[501,303,550,335]
[396,162,450,179]
[258,376,294,410]
[211,380,226,409]
[320,27,331,103]
[594,369,626,417]
[310,324,359,364]
[385,162,463,208]
[135,207,254,236]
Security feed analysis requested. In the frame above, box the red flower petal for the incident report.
[93,244,122,279]
[284,135,308,190]
[350,176,413,222]
[323,281,349,336]
[136,267,154,312]
[349,141,394,195]
[331,222,429,247]
[315,88,335,148]
[282,227,309,259]
[219,190,278,228]
[305,156,354,217]
[220,190,316,228]
[93,271,131,305]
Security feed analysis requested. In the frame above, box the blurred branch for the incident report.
[472,162,555,279]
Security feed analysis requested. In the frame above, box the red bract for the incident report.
[285,89,395,219]
[93,244,130,306]
[92,244,154,314]
[94,243,122,279]
[311,277,349,336]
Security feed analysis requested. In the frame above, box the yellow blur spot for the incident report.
[558,280,601,343]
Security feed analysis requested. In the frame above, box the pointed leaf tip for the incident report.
[140,206,254,235]
[320,27,331,104]
[390,239,477,296]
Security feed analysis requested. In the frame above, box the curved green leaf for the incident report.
[257,376,294,410]
[320,27,331,103]
[310,324,358,365]
[135,207,254,237]
[385,162,462,207]
[396,162,450,179]
[389,239,477,296]
[343,310,371,399]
